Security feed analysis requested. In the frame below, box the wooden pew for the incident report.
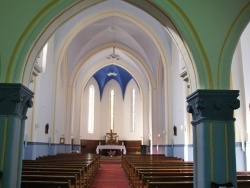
[22,170,82,185]
[147,181,193,188]
[238,180,250,188]
[122,158,191,182]
[137,171,193,188]
[131,163,192,182]
[21,180,71,188]
[142,175,250,188]
[36,153,100,184]
[23,168,90,187]
[237,175,250,180]
[22,153,100,188]
[23,163,89,184]
[134,169,193,187]
[122,155,250,188]
[141,172,250,188]
[121,155,193,187]
[22,175,77,188]
[146,180,250,188]
[142,176,193,188]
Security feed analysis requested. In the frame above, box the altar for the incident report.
[96,145,126,155]
[96,129,126,155]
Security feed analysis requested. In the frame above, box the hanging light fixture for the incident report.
[107,1,120,61]
[107,46,120,60]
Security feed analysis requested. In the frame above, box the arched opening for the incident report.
[23,0,195,160]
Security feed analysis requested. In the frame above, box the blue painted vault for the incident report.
[92,65,137,100]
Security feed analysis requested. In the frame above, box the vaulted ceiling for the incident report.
[53,0,173,94]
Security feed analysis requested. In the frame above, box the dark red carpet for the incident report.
[91,157,130,188]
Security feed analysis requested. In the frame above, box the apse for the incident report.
[92,64,138,100]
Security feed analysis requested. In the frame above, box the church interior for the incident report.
[1,1,250,187]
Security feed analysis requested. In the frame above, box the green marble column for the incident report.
[187,90,240,188]
[0,83,33,188]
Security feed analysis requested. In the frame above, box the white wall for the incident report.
[123,79,143,141]
[232,42,246,143]
[169,41,187,145]
[80,77,143,142]
[80,78,101,140]
[238,23,250,170]
[26,37,56,144]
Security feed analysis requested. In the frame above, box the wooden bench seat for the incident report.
[146,180,250,188]
[142,175,250,188]
[22,175,77,188]
[123,161,192,177]
[21,180,71,188]
[133,169,192,187]
[147,181,193,188]
[121,155,194,187]
[237,175,250,180]
[22,167,86,187]
[136,171,193,188]
[143,176,193,188]
[126,163,193,183]
[237,180,250,188]
[22,153,100,188]
[122,155,250,188]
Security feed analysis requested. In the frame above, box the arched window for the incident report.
[42,43,48,71]
[110,89,115,131]
[88,85,95,133]
[131,88,136,132]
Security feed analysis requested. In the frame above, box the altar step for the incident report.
[100,156,121,164]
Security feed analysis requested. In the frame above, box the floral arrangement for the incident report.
[108,150,116,156]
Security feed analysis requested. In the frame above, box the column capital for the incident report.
[0,83,34,119]
[186,90,240,124]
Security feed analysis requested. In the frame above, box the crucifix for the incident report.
[106,129,118,145]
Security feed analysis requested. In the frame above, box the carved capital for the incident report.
[187,104,193,113]
[11,92,24,102]
[195,99,207,109]
[0,84,34,119]
[187,90,240,124]
[26,99,33,108]
[213,100,223,109]
[230,99,240,109]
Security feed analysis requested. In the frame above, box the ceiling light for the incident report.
[107,64,118,77]
[107,72,117,76]
[107,46,120,60]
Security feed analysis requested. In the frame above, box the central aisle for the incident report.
[90,157,130,188]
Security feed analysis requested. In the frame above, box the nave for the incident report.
[20,153,250,188]
[1,1,250,188]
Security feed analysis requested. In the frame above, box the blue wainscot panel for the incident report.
[23,142,80,160]
[164,143,245,170]
[235,142,247,171]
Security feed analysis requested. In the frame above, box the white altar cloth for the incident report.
[96,145,126,155]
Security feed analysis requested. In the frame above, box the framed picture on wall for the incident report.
[60,138,65,144]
